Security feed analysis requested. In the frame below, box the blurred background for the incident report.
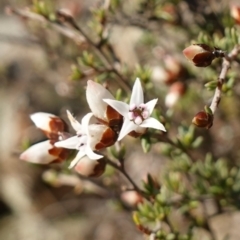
[1,0,240,239]
[0,0,150,239]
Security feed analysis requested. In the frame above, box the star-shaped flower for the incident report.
[103,78,166,140]
[55,111,103,168]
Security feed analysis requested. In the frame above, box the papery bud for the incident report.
[20,140,70,164]
[192,110,213,129]
[165,82,186,108]
[86,80,123,129]
[230,5,240,24]
[90,125,117,150]
[183,44,218,67]
[121,191,143,207]
[30,112,68,140]
[74,156,106,177]
[128,127,147,138]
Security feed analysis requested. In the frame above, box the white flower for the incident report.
[55,111,103,168]
[103,78,166,140]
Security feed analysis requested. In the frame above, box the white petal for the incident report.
[69,151,86,168]
[20,140,56,164]
[103,99,129,118]
[30,112,56,132]
[86,80,114,121]
[145,98,158,114]
[85,144,103,160]
[134,126,147,135]
[81,112,94,135]
[55,136,79,149]
[66,110,82,132]
[118,119,137,141]
[130,78,144,105]
[140,117,166,131]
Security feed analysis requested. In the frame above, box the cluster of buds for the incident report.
[20,78,166,176]
[20,113,70,164]
[183,44,225,67]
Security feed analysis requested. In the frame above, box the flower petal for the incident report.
[30,112,56,130]
[103,99,129,118]
[140,117,166,131]
[145,98,158,114]
[86,80,114,121]
[66,110,82,132]
[20,140,57,164]
[55,136,79,149]
[81,112,94,135]
[69,151,86,168]
[130,78,144,105]
[31,112,68,136]
[85,144,103,160]
[118,119,137,141]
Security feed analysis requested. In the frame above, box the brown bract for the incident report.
[95,127,117,150]
[231,5,240,24]
[183,44,215,67]
[48,144,71,163]
[43,117,68,140]
[106,105,123,132]
[192,111,214,129]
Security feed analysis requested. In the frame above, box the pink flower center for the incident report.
[128,103,149,125]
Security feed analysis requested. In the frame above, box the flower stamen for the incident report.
[129,103,149,125]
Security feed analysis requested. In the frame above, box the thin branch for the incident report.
[6,7,85,45]
[7,6,131,92]
[56,10,131,92]
[210,45,240,113]
[104,157,149,199]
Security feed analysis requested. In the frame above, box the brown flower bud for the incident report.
[30,112,68,140]
[74,157,106,177]
[230,5,240,24]
[183,44,224,67]
[192,110,213,129]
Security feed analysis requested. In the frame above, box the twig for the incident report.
[104,157,149,199]
[210,45,240,113]
[7,6,131,92]
[56,10,131,92]
[6,7,86,45]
